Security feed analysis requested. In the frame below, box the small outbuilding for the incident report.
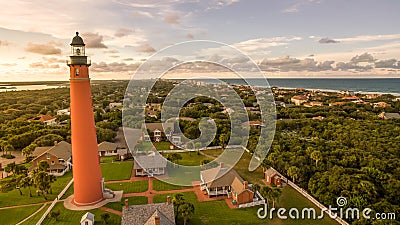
[80,212,95,225]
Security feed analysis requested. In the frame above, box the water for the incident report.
[0,85,62,92]
[220,78,400,96]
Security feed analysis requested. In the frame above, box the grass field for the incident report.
[100,156,118,163]
[0,172,72,207]
[20,204,50,225]
[105,180,148,193]
[0,204,42,225]
[42,203,121,225]
[153,187,339,225]
[155,141,171,150]
[105,196,148,211]
[101,161,133,181]
[152,179,190,191]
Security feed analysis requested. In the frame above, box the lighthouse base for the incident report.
[63,191,123,211]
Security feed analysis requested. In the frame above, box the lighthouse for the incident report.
[67,32,103,206]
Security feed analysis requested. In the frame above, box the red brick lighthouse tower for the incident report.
[67,32,103,206]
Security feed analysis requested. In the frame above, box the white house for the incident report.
[80,212,95,225]
[134,152,167,177]
[57,109,70,116]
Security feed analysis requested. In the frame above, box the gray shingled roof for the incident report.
[122,202,175,225]
[32,141,72,161]
[98,141,118,151]
[134,152,167,170]
[142,123,175,133]
[144,210,175,225]
[80,212,94,223]
[201,165,244,188]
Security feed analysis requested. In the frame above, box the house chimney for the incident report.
[125,198,129,208]
[54,141,58,146]
[243,181,248,189]
[167,196,171,205]
[155,216,160,225]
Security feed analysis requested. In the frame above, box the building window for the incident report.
[75,68,79,76]
[51,161,55,165]
[46,153,50,159]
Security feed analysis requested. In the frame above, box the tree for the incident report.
[200,159,210,166]
[219,134,228,150]
[172,193,185,218]
[287,166,300,183]
[3,143,14,156]
[49,209,60,221]
[22,143,38,161]
[179,202,195,225]
[252,183,261,193]
[268,188,282,208]
[32,161,56,200]
[310,150,322,167]
[19,174,34,197]
[101,213,110,224]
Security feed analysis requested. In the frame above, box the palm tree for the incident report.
[252,183,261,193]
[310,150,322,167]
[179,202,195,225]
[287,166,300,183]
[268,188,282,208]
[172,193,185,219]
[20,174,33,197]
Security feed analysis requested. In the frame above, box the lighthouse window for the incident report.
[75,68,79,76]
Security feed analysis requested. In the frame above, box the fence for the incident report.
[269,167,349,225]
[36,178,74,225]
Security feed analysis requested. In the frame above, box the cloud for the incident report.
[123,58,134,61]
[282,0,321,13]
[234,36,302,52]
[336,34,400,43]
[104,49,119,54]
[114,28,134,38]
[91,61,140,72]
[374,59,400,69]
[259,56,335,72]
[335,62,373,72]
[29,62,60,69]
[82,32,107,48]
[164,13,180,24]
[43,57,65,63]
[25,42,62,55]
[350,52,375,64]
[0,40,11,46]
[0,63,16,67]
[319,38,340,44]
[137,43,156,53]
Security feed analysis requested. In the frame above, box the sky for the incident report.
[0,0,400,81]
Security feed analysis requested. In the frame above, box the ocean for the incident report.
[220,78,400,96]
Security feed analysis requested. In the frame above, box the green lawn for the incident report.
[0,204,42,225]
[155,141,171,150]
[0,172,72,207]
[20,204,50,225]
[101,161,133,181]
[41,202,121,225]
[153,189,339,225]
[104,196,148,211]
[152,179,188,191]
[105,180,148,193]
[100,156,118,163]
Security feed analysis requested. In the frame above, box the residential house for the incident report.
[304,101,324,107]
[242,121,265,128]
[373,102,392,108]
[57,109,70,116]
[109,102,122,108]
[34,115,57,126]
[264,168,283,187]
[80,212,94,225]
[291,95,308,106]
[122,196,175,225]
[329,102,346,106]
[342,96,360,102]
[98,141,130,160]
[312,116,325,121]
[134,151,167,177]
[142,123,175,143]
[378,112,400,120]
[200,164,256,206]
[29,141,72,176]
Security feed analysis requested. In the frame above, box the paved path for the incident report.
[122,177,195,204]
[99,206,123,216]
[0,201,52,210]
